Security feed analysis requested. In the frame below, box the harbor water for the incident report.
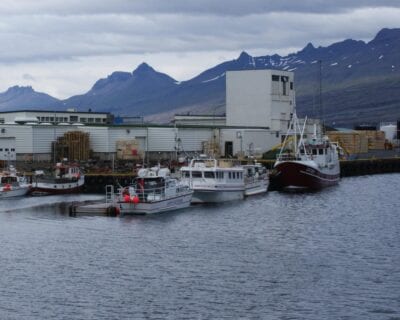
[0,174,399,319]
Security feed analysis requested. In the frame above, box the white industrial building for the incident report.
[0,109,113,125]
[0,123,280,162]
[226,69,294,131]
[0,69,297,163]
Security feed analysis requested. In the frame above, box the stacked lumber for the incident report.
[116,140,142,160]
[326,131,368,155]
[358,130,386,150]
[53,131,90,161]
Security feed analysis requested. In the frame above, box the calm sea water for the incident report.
[0,174,399,320]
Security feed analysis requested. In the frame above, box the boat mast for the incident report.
[319,60,325,135]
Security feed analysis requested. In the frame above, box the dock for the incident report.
[81,157,400,194]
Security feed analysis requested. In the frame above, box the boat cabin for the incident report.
[181,157,244,183]
[0,174,18,186]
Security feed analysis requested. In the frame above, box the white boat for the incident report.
[0,166,31,198]
[180,155,245,203]
[72,166,193,215]
[243,162,269,196]
[272,112,341,190]
[31,162,85,196]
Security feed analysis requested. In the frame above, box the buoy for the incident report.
[132,195,140,204]
[124,194,130,203]
[106,206,119,217]
[3,184,11,191]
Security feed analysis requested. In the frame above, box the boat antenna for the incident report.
[319,60,325,134]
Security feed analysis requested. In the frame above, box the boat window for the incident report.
[312,149,317,155]
[228,172,232,179]
[319,149,324,155]
[192,171,202,178]
[204,172,215,179]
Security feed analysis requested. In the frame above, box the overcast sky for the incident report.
[0,0,399,99]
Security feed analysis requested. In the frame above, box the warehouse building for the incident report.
[0,109,113,125]
[0,69,296,163]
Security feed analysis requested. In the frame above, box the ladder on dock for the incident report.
[105,185,115,204]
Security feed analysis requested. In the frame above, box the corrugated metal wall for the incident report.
[32,125,79,153]
[108,127,147,152]
[178,128,213,152]
[147,127,176,152]
[2,125,33,153]
[79,126,110,152]
[4,124,278,158]
[220,129,279,157]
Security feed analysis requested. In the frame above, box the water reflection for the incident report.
[0,174,399,319]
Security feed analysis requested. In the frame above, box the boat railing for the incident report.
[35,176,80,183]
[117,183,191,203]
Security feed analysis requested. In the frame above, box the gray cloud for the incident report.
[0,1,398,98]
[1,0,399,15]
[22,73,35,81]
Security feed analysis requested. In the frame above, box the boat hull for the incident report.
[73,192,193,215]
[244,178,269,196]
[119,192,193,214]
[117,192,193,215]
[30,178,85,196]
[273,161,340,190]
[0,186,31,198]
[191,189,244,203]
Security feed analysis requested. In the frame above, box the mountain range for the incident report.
[0,27,399,127]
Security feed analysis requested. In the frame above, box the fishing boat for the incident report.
[30,162,85,196]
[180,155,245,203]
[243,161,269,196]
[0,166,31,198]
[272,112,340,190]
[71,166,193,215]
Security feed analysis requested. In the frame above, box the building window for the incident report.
[81,118,87,123]
[70,115,78,122]
[272,75,280,81]
[88,118,94,123]
[290,82,294,90]
[281,76,288,96]
[95,118,101,123]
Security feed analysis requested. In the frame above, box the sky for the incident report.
[0,0,399,99]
